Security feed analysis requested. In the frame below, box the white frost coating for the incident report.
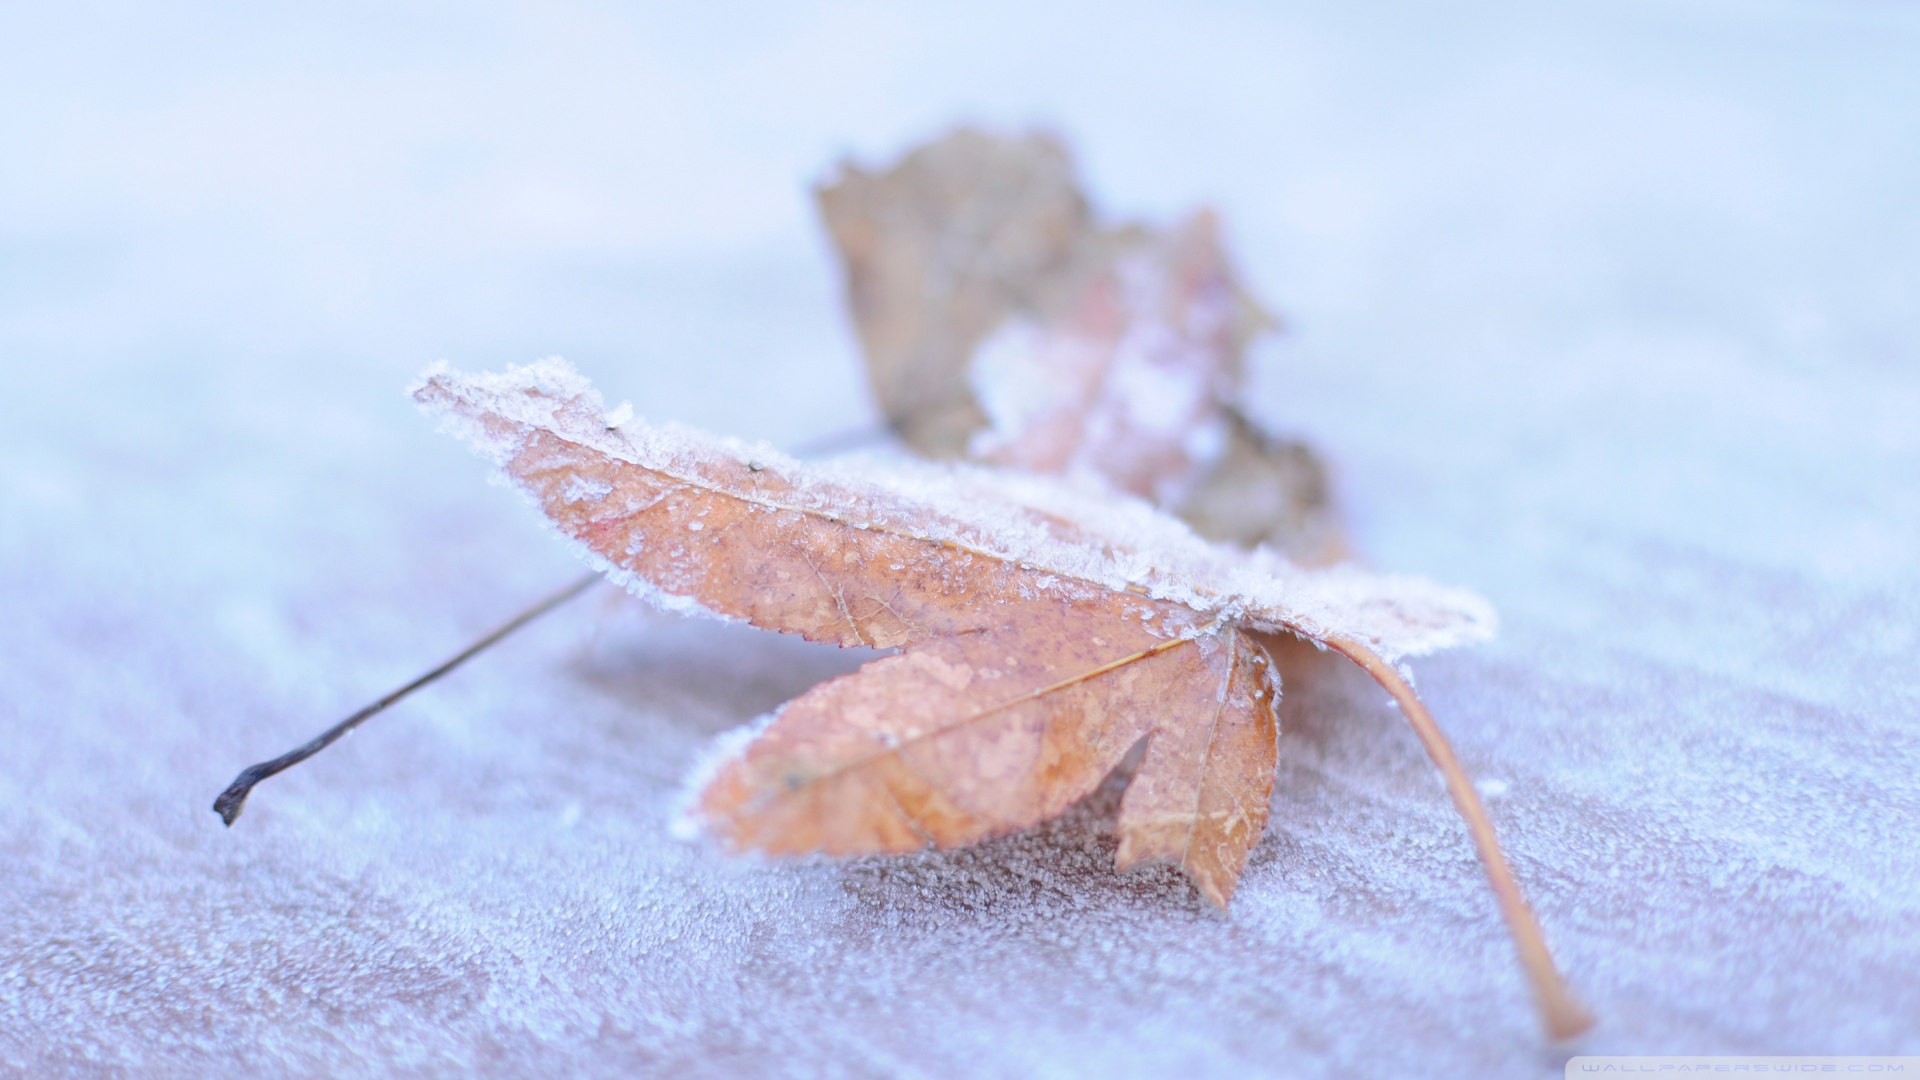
[1107,252,1215,438]
[562,475,614,504]
[969,317,1072,449]
[415,358,1496,661]
[962,234,1246,509]
[669,712,777,842]
[592,551,734,624]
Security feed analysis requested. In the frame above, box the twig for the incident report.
[212,571,602,825]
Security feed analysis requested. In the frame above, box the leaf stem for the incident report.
[1320,633,1594,1041]
[212,571,603,826]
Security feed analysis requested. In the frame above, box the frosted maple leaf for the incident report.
[410,357,1591,1040]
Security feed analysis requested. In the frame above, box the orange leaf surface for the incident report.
[413,357,1591,1039]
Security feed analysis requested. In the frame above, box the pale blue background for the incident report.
[3,3,1916,1076]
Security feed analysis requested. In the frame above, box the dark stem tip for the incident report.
[212,766,271,826]
[208,570,602,831]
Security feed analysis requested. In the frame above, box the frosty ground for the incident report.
[2,2,1917,1076]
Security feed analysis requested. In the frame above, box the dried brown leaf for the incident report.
[817,128,1090,457]
[817,127,1341,558]
[1173,410,1348,564]
[414,358,1591,1038]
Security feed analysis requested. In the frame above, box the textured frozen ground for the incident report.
[2,2,1917,1077]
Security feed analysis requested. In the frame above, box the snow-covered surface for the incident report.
[3,3,1917,1077]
